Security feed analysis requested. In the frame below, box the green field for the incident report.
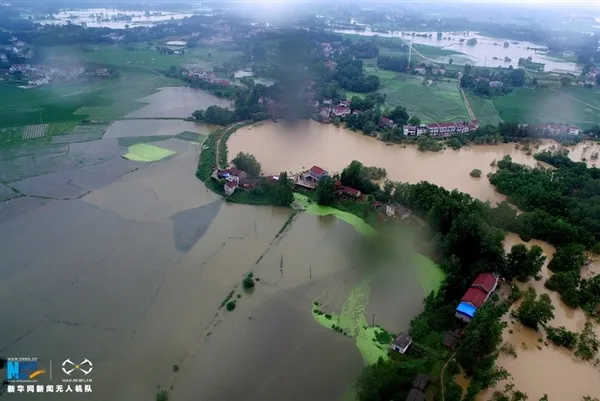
[45,44,242,72]
[467,94,503,126]
[492,87,600,128]
[365,67,470,123]
[0,70,183,128]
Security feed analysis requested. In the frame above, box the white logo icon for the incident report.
[61,359,93,376]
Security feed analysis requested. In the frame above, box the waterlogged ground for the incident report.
[470,234,600,401]
[0,121,442,401]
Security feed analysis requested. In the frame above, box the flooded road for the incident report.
[230,120,556,204]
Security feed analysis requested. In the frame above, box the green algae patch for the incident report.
[414,253,445,295]
[123,143,176,162]
[293,193,377,237]
[312,279,390,365]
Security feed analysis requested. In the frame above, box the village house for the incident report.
[224,181,237,196]
[319,108,331,123]
[489,80,504,88]
[405,374,429,401]
[379,116,395,129]
[332,105,351,117]
[95,68,110,77]
[324,61,337,71]
[414,67,426,75]
[335,183,361,198]
[455,273,500,323]
[385,203,411,220]
[303,165,329,182]
[322,99,333,105]
[391,332,412,354]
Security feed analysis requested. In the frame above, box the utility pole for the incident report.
[372,313,376,327]
[309,265,312,279]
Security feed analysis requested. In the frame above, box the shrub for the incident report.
[172,364,179,372]
[157,390,169,401]
[226,301,236,311]
[546,326,578,349]
[470,169,482,178]
[242,275,255,290]
[325,314,332,320]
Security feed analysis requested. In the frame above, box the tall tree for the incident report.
[505,244,546,282]
[457,302,507,374]
[515,288,555,331]
[314,176,337,206]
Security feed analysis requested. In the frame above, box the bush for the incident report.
[242,275,255,290]
[546,326,578,349]
[226,301,236,311]
[157,390,168,401]
[232,152,262,177]
[470,169,482,178]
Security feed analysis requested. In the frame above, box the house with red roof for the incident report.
[455,273,499,323]
[379,117,395,128]
[224,181,237,196]
[302,165,329,182]
[332,105,351,117]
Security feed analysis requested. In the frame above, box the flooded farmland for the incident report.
[0,117,438,400]
[125,87,232,119]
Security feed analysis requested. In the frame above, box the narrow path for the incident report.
[550,88,600,112]
[440,351,457,401]
[459,87,476,121]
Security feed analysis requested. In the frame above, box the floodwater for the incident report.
[229,120,555,204]
[37,8,194,29]
[0,123,435,400]
[103,119,214,139]
[478,233,600,401]
[334,30,580,73]
[125,87,232,119]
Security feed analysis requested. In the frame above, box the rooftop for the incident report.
[405,389,426,401]
[412,374,429,391]
[461,288,488,308]
[225,181,237,188]
[472,273,498,293]
[392,332,412,349]
[309,165,326,176]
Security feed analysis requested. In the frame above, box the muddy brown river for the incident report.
[229,120,595,204]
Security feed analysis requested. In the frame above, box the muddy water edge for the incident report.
[228,120,596,205]
[229,120,600,400]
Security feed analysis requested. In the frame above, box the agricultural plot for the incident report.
[369,69,470,123]
[51,124,109,144]
[466,94,503,127]
[0,71,184,127]
[22,124,48,140]
[45,44,242,72]
[493,87,600,128]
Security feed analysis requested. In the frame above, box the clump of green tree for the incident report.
[341,160,380,194]
[505,244,546,282]
[362,166,387,181]
[470,169,482,178]
[314,176,337,206]
[234,172,295,207]
[575,322,599,361]
[243,272,255,290]
[232,152,262,177]
[546,325,578,349]
[513,288,555,331]
[417,136,444,152]
[490,154,600,249]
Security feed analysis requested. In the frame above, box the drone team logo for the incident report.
[61,359,93,376]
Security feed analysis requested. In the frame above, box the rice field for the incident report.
[21,124,48,140]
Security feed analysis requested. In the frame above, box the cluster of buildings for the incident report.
[183,69,231,87]
[414,65,446,75]
[455,273,500,323]
[403,120,480,136]
[9,64,86,88]
[583,67,598,86]
[315,99,352,122]
[518,123,580,136]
